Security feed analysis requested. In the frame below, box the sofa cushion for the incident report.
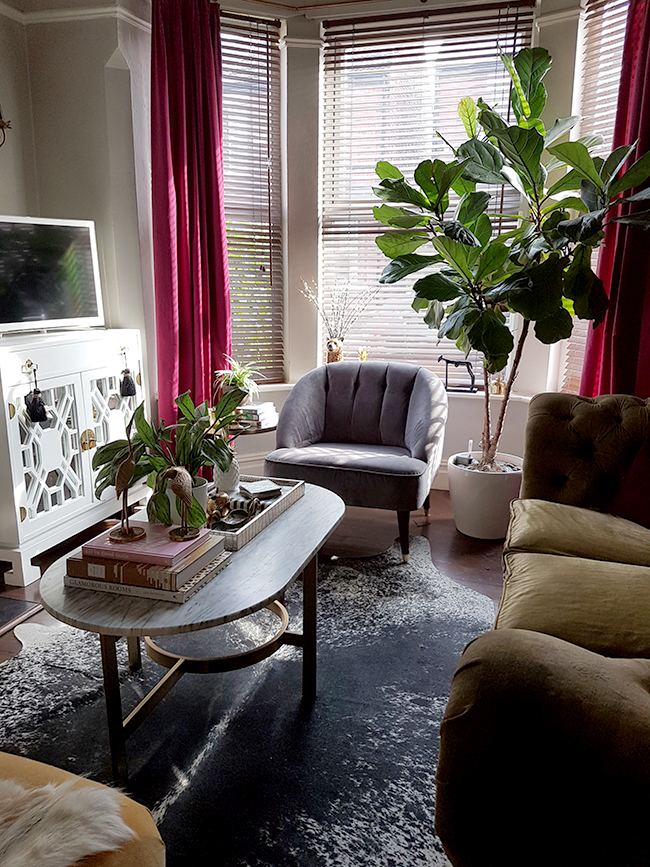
[496,551,650,657]
[264,443,429,511]
[505,498,650,566]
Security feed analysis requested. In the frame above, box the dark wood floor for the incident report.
[0,490,504,663]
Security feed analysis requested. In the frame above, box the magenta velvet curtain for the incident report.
[580,0,650,397]
[151,0,231,425]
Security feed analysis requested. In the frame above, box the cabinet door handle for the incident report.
[81,429,97,451]
[8,403,15,419]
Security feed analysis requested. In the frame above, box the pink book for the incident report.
[82,522,211,567]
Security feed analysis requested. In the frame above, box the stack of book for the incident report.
[235,401,279,429]
[64,521,231,603]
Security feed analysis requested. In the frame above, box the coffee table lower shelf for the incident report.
[98,556,317,784]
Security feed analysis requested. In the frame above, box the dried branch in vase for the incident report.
[301,280,380,340]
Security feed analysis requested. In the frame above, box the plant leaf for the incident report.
[601,143,638,188]
[544,116,580,147]
[458,97,477,138]
[534,307,574,343]
[375,161,403,180]
[609,150,650,195]
[611,208,650,229]
[457,139,506,185]
[373,205,429,228]
[375,232,429,258]
[413,272,462,301]
[430,235,478,282]
[372,179,431,209]
[475,242,510,283]
[379,254,441,283]
[466,307,514,372]
[456,191,491,225]
[547,141,604,190]
[491,126,545,190]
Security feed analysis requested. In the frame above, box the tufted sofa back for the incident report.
[521,393,650,528]
[276,361,447,461]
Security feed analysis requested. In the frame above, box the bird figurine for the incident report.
[109,413,146,542]
[163,466,200,541]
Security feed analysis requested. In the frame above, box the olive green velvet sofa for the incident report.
[436,393,650,867]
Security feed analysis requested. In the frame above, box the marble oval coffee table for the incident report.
[40,483,345,782]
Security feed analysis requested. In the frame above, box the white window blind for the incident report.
[560,0,629,394]
[321,2,534,389]
[221,13,284,382]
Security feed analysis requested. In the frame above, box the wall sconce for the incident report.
[0,102,11,147]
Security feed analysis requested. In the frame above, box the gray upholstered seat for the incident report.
[264,361,448,560]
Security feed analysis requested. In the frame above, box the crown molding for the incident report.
[535,7,581,27]
[280,35,324,46]
[0,3,150,30]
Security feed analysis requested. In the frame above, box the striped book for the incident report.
[67,533,225,591]
[64,550,232,604]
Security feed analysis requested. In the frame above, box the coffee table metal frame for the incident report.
[39,484,345,783]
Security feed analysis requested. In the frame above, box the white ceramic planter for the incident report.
[447,452,523,540]
[166,476,209,524]
[213,455,240,495]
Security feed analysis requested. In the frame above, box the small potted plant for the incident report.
[213,355,264,406]
[93,388,245,527]
[372,46,650,537]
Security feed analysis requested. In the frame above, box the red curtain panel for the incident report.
[151,0,231,425]
[581,0,650,397]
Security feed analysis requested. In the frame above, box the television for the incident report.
[0,215,104,334]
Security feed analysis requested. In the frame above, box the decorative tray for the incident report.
[209,476,305,551]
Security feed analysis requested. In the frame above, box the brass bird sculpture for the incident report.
[162,466,200,541]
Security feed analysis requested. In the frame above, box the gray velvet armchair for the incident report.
[264,361,448,561]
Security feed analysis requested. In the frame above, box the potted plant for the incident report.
[92,388,245,528]
[372,47,650,538]
[213,355,264,405]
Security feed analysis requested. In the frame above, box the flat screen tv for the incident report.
[0,215,104,333]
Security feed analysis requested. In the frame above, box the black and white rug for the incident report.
[0,537,494,867]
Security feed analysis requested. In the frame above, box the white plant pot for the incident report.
[166,476,209,525]
[214,455,240,495]
[447,452,523,540]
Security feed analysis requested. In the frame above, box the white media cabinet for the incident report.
[0,329,147,585]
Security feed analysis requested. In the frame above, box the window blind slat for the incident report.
[321,4,532,384]
[559,0,629,393]
[221,13,284,383]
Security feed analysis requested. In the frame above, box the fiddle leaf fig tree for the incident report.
[373,47,650,470]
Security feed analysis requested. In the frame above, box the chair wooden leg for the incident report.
[397,511,410,563]
[423,493,431,517]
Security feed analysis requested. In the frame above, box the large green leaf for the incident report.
[175,390,197,421]
[438,299,475,341]
[413,272,462,302]
[457,139,506,185]
[512,48,552,116]
[375,161,403,180]
[373,205,429,229]
[545,169,584,200]
[147,489,172,525]
[375,232,429,258]
[556,209,606,243]
[601,143,638,188]
[491,126,545,189]
[563,244,609,324]
[501,52,531,119]
[379,254,441,283]
[547,141,604,190]
[611,209,650,229]
[423,299,445,329]
[430,235,480,282]
[608,150,650,195]
[496,254,566,320]
[622,186,650,203]
[475,242,510,283]
[456,191,491,225]
[544,116,580,147]
[442,221,481,247]
[466,308,514,372]
[458,97,477,138]
[474,213,493,247]
[534,307,574,343]
[372,178,431,209]
[132,402,160,452]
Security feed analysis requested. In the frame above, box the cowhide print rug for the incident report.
[0,537,494,867]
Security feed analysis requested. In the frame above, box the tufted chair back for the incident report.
[521,393,650,528]
[276,361,446,462]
